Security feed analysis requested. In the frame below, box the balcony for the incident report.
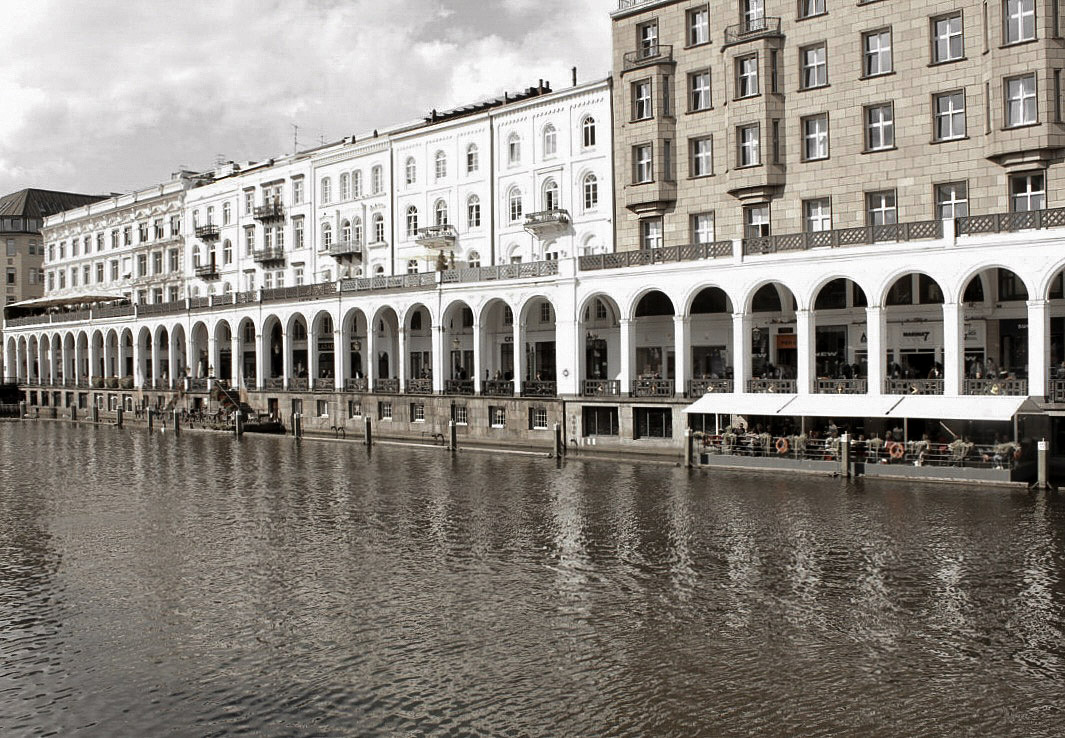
[482,380,514,397]
[956,207,1065,235]
[445,379,475,395]
[312,378,334,392]
[815,379,868,394]
[253,202,285,221]
[623,179,677,214]
[415,224,458,249]
[687,378,733,396]
[326,240,363,259]
[747,379,797,393]
[523,209,571,237]
[194,264,220,280]
[884,378,944,395]
[743,220,942,256]
[723,17,782,47]
[252,247,286,264]
[345,377,368,393]
[582,379,621,397]
[289,378,309,392]
[963,378,1028,396]
[631,378,674,397]
[406,378,433,395]
[622,44,673,73]
[579,242,732,271]
[194,224,220,240]
[374,378,399,394]
[521,380,557,397]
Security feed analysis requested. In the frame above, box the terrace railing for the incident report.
[374,378,400,394]
[344,377,368,393]
[522,380,558,397]
[406,378,433,395]
[632,378,675,397]
[582,379,621,397]
[963,378,1028,396]
[747,379,797,393]
[687,378,733,396]
[743,220,941,256]
[956,207,1065,235]
[482,380,515,397]
[815,378,868,394]
[444,379,475,395]
[579,242,731,271]
[884,378,944,395]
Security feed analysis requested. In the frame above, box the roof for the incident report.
[0,188,108,219]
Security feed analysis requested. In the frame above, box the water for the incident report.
[1,422,1064,737]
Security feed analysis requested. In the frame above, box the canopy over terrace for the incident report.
[684,393,1029,422]
[3,292,128,320]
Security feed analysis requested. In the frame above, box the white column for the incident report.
[152,336,163,389]
[207,336,218,390]
[307,326,319,389]
[865,306,886,395]
[186,332,196,386]
[60,341,70,386]
[942,301,963,395]
[73,341,83,386]
[512,320,526,395]
[1028,298,1049,398]
[133,338,144,388]
[472,319,483,394]
[118,337,128,382]
[365,326,376,388]
[796,309,815,394]
[89,341,99,385]
[673,315,689,397]
[254,332,265,390]
[333,327,344,392]
[432,324,445,393]
[231,333,241,389]
[281,331,290,390]
[731,312,751,393]
[398,327,408,392]
[619,317,634,396]
[170,339,180,391]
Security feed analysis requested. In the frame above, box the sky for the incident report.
[0,0,612,197]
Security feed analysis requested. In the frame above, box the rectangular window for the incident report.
[633,407,672,439]
[110,260,119,280]
[638,20,659,58]
[800,43,828,89]
[866,190,898,225]
[6,268,15,285]
[633,80,652,120]
[529,407,548,430]
[348,401,362,418]
[688,6,710,45]
[804,198,832,232]
[411,403,425,422]
[4,239,13,257]
[452,405,468,426]
[1010,172,1045,211]
[737,55,759,98]
[169,249,179,272]
[662,140,673,181]
[634,144,653,183]
[1004,0,1036,44]
[378,402,392,421]
[490,406,506,428]
[935,181,969,219]
[865,103,895,150]
[245,227,255,255]
[743,0,765,30]
[689,70,712,111]
[934,91,967,140]
[802,114,829,160]
[744,204,770,238]
[641,218,663,250]
[293,218,304,249]
[863,29,893,77]
[799,0,826,19]
[152,252,162,274]
[1006,73,1037,126]
[95,263,104,283]
[691,212,715,244]
[932,13,964,62]
[738,124,760,166]
[294,266,304,285]
[690,136,713,177]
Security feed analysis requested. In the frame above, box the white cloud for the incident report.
[0,0,611,196]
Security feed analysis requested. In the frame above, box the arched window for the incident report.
[321,177,332,203]
[434,199,449,226]
[508,187,523,223]
[582,116,596,148]
[467,250,481,268]
[543,124,557,157]
[583,173,599,210]
[340,173,350,200]
[467,195,481,228]
[352,170,362,198]
[352,217,363,245]
[435,151,447,180]
[192,245,201,267]
[410,310,423,330]
[405,157,417,186]
[407,259,419,274]
[466,144,479,173]
[222,282,232,294]
[507,133,521,165]
[507,243,522,264]
[322,223,333,249]
[371,166,383,194]
[341,219,351,243]
[406,206,419,237]
[372,213,385,243]
[543,179,560,211]
[374,264,385,275]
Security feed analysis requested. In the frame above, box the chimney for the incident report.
[572,66,577,86]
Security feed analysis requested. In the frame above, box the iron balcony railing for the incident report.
[687,378,733,396]
[264,378,285,390]
[373,378,399,393]
[137,302,183,317]
[289,378,309,392]
[616,0,658,10]
[623,44,673,72]
[884,378,944,395]
[440,260,560,283]
[51,309,91,323]
[194,224,220,240]
[747,379,797,393]
[406,378,433,395]
[415,224,458,248]
[188,296,211,310]
[341,272,436,293]
[326,240,363,259]
[523,209,570,235]
[94,304,135,319]
[311,378,334,392]
[522,380,557,397]
[194,264,220,279]
[187,378,208,392]
[815,378,868,394]
[345,377,368,392]
[743,220,942,256]
[252,247,286,264]
[632,378,675,397]
[582,379,621,397]
[445,379,475,395]
[723,16,781,46]
[579,242,732,271]
[253,202,285,221]
[956,207,1065,235]
[1049,379,1065,403]
[482,380,514,397]
[261,283,336,302]
[963,378,1028,396]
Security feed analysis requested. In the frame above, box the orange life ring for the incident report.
[888,441,905,459]
[775,436,789,455]
[1013,448,1022,461]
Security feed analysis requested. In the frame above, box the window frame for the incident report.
[801,113,830,161]
[1003,0,1036,45]
[933,90,967,141]
[686,5,710,46]
[689,136,714,178]
[688,69,712,112]
[632,79,653,120]
[864,102,895,151]
[931,12,965,64]
[737,124,761,167]
[736,54,760,99]
[1005,73,1038,127]
[799,43,828,90]
[934,181,969,219]
[865,189,898,225]
[862,27,893,78]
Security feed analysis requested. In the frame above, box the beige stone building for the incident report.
[611,0,1065,251]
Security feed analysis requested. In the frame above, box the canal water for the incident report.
[1,422,1063,737]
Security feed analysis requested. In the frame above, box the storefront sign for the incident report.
[775,334,797,349]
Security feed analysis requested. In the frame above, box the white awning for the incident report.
[683,392,798,416]
[7,292,126,309]
[885,395,1027,421]
[784,393,900,418]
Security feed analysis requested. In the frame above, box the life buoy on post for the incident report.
[1013,448,1022,461]
[775,436,789,455]
[990,383,1001,395]
[888,441,905,460]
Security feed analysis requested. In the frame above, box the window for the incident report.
[110,260,119,280]
[932,14,964,63]
[737,56,759,97]
[507,134,521,165]
[634,407,672,439]
[467,144,479,173]
[341,220,352,243]
[321,177,332,203]
[743,0,765,30]
[863,29,893,77]
[222,201,231,225]
[638,20,658,58]
[687,5,709,45]
[865,103,894,150]
[744,204,770,238]
[490,406,506,428]
[371,166,383,194]
[294,265,304,285]
[689,70,712,111]
[1005,0,1035,44]
[543,125,557,157]
[866,190,897,225]
[407,259,418,274]
[123,226,132,245]
[529,407,548,430]
[152,252,162,274]
[223,239,232,264]
[641,218,663,249]
[634,144,653,182]
[411,403,425,422]
[340,173,350,200]
[406,206,419,237]
[372,214,385,243]
[935,182,969,218]
[799,0,825,19]
[543,180,560,211]
[800,44,827,89]
[352,171,362,197]
[467,250,481,268]
[1006,74,1037,126]
[378,402,392,421]
[293,218,304,249]
[467,195,481,227]
[539,302,553,323]
[405,157,417,185]
[4,239,13,256]
[453,405,469,426]
[1010,172,1045,211]
[435,150,447,180]
[316,400,329,418]
[582,117,596,148]
[95,262,104,282]
[583,174,599,210]
[804,198,832,232]
[322,223,332,250]
[633,80,652,119]
[508,188,523,222]
[434,200,449,226]
[738,124,760,166]
[352,217,363,244]
[691,212,715,244]
[934,91,966,140]
[802,114,829,160]
[690,136,713,177]
[292,178,304,204]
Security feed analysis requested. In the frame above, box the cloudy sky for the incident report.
[0,0,612,197]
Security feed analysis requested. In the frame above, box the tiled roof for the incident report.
[0,188,107,219]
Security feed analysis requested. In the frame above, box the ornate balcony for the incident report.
[374,378,399,394]
[747,379,797,393]
[963,378,1028,396]
[522,380,557,397]
[523,209,570,237]
[194,264,220,280]
[264,378,285,390]
[445,379,475,395]
[482,380,514,397]
[815,379,868,394]
[622,44,673,73]
[415,224,457,249]
[289,378,309,392]
[194,224,220,240]
[1049,379,1065,403]
[312,378,334,392]
[406,378,433,395]
[631,378,675,397]
[253,202,285,221]
[326,240,363,260]
[884,378,944,395]
[687,378,733,396]
[723,17,782,47]
[252,247,286,264]
[582,379,621,397]
[345,377,368,392]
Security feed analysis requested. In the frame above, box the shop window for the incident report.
[582,406,619,436]
[634,407,672,439]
